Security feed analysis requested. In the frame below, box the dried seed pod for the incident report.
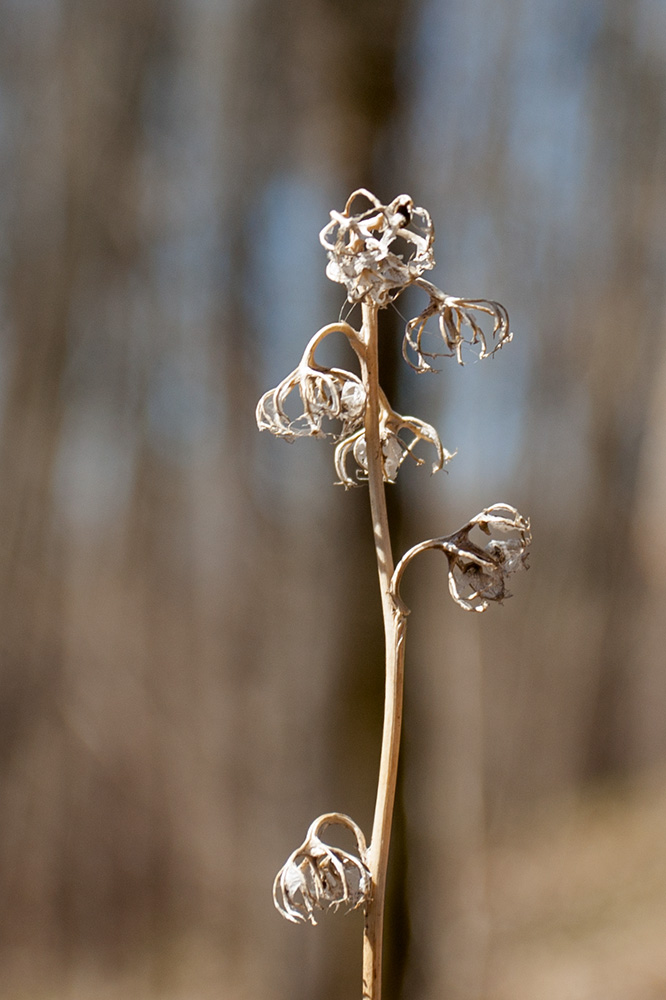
[273,813,370,925]
[320,189,435,307]
[392,504,531,613]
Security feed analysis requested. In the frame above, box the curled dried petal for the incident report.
[257,368,311,440]
[273,813,370,925]
[333,428,365,487]
[320,190,435,306]
[384,411,454,476]
[404,285,512,370]
[391,503,531,613]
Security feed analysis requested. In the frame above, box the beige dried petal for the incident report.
[334,429,422,487]
[383,409,454,476]
[340,380,365,418]
[381,435,404,482]
[334,428,365,487]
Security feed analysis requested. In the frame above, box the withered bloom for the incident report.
[403,286,512,369]
[273,813,370,925]
[320,189,435,307]
[256,322,366,442]
[256,365,366,441]
[392,504,531,613]
[334,393,453,488]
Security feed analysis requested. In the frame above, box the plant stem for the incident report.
[360,300,408,1000]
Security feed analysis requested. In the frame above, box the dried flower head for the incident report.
[273,813,370,925]
[256,323,366,442]
[404,284,512,370]
[320,189,435,306]
[257,366,365,441]
[334,392,454,488]
[392,504,531,613]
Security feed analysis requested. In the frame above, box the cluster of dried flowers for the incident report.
[256,324,453,487]
[256,190,531,941]
[256,189,512,488]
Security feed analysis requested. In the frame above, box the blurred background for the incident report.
[2,0,666,997]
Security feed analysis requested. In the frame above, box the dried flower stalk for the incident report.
[256,190,530,1000]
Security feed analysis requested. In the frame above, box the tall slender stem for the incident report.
[360,300,408,1000]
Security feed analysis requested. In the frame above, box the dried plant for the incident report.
[256,189,531,999]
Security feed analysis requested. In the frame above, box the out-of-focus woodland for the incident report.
[2,1,666,998]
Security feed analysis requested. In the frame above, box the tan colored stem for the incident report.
[360,300,408,1000]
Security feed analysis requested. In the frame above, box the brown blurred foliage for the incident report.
[1,0,666,997]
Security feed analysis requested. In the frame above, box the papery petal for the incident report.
[334,430,365,488]
[340,381,366,418]
[382,435,403,482]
